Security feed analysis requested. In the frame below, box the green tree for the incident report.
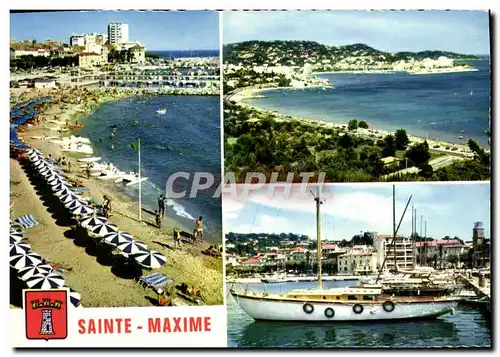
[358,120,369,129]
[395,129,409,150]
[348,119,358,131]
[419,163,433,178]
[406,141,430,167]
[446,254,459,267]
[382,134,396,157]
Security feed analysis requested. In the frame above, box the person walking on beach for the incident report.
[85,164,91,179]
[102,195,111,218]
[155,210,162,229]
[194,217,204,244]
[158,194,166,218]
[173,228,181,249]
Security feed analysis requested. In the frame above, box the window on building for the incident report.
[347,295,357,301]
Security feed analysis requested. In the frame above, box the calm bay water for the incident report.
[148,50,219,59]
[227,281,491,348]
[246,60,490,148]
[78,95,221,240]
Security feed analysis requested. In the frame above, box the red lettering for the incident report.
[204,317,211,332]
[163,318,171,332]
[104,319,113,334]
[173,317,182,332]
[77,319,86,334]
[124,318,132,333]
[88,319,96,334]
[189,317,202,331]
[115,318,122,333]
[148,318,161,333]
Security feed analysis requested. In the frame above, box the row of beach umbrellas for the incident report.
[27,148,167,269]
[9,224,82,308]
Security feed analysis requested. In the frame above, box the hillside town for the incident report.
[225,221,490,278]
[10,22,220,94]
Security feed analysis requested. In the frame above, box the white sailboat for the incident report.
[230,187,459,322]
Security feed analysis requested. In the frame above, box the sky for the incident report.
[10,10,219,50]
[223,183,490,242]
[223,10,490,54]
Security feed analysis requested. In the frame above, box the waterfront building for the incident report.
[77,52,107,68]
[108,22,129,44]
[373,233,415,271]
[337,251,375,274]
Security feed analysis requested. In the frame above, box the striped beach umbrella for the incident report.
[64,199,87,210]
[25,272,65,289]
[59,192,80,204]
[34,160,48,169]
[117,240,148,255]
[10,230,24,243]
[18,264,53,281]
[9,242,31,255]
[51,182,71,192]
[47,174,65,185]
[133,250,166,269]
[104,231,133,246]
[27,148,41,157]
[10,252,44,269]
[89,223,118,237]
[71,205,94,216]
[80,215,108,229]
[54,187,75,197]
[69,288,82,307]
[39,166,55,176]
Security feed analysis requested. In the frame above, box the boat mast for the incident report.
[314,189,323,289]
[376,186,412,283]
[393,185,396,272]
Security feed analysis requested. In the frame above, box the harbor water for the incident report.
[227,281,492,348]
[245,60,490,148]
[78,95,221,240]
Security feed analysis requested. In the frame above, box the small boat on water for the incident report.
[156,109,167,115]
[458,135,464,139]
[68,123,84,129]
[77,157,101,163]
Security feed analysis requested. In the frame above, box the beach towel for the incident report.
[13,214,39,229]
[138,272,173,290]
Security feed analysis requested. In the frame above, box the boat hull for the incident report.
[231,293,458,322]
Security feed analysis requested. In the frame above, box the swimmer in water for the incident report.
[98,136,103,142]
[111,145,115,150]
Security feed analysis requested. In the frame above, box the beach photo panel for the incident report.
[9,9,226,347]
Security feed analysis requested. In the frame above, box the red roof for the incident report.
[78,52,100,57]
[240,257,260,265]
[291,247,306,253]
[322,244,337,250]
[416,240,460,248]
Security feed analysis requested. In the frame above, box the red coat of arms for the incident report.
[24,289,68,340]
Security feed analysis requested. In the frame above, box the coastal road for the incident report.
[383,155,465,179]
[428,155,464,170]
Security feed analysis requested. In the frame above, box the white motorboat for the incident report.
[156,109,167,115]
[61,144,93,155]
[125,177,148,186]
[230,186,459,322]
[77,157,101,163]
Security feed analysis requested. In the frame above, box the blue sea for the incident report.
[78,95,221,241]
[148,50,219,59]
[227,281,492,348]
[245,60,490,148]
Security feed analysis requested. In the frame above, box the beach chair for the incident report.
[138,272,173,290]
[13,214,39,229]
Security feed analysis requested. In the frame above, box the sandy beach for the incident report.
[10,86,223,307]
[226,86,477,156]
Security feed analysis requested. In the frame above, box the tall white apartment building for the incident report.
[373,233,416,271]
[108,22,129,44]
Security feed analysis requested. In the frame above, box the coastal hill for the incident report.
[223,40,481,68]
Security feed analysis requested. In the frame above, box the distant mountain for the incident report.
[223,40,481,67]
